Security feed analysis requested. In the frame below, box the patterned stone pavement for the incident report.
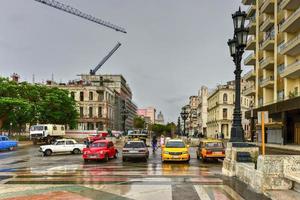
[0,145,269,200]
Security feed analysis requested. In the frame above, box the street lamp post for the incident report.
[180,106,189,138]
[227,7,249,143]
[177,116,181,135]
[121,106,128,134]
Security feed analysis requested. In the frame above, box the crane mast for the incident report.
[90,42,122,75]
[34,0,127,33]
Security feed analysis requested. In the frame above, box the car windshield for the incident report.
[166,141,185,148]
[90,142,107,148]
[206,142,223,148]
[124,142,145,148]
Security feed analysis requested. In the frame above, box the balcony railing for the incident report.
[279,0,289,10]
[260,57,274,68]
[243,85,255,95]
[286,60,300,70]
[260,16,274,31]
[260,76,274,85]
[244,69,255,79]
[244,53,255,64]
[279,6,300,32]
[279,33,300,54]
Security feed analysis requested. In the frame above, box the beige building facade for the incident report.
[242,0,300,144]
[207,82,251,139]
[197,86,208,136]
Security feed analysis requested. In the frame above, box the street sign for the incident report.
[257,111,269,124]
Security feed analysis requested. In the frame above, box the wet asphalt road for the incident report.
[0,145,269,200]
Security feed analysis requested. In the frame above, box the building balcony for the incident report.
[277,63,285,75]
[244,69,256,81]
[260,16,274,32]
[244,53,256,65]
[260,34,275,51]
[245,36,256,50]
[242,0,255,5]
[260,76,274,88]
[279,6,300,33]
[260,57,274,70]
[246,5,256,18]
[279,33,300,56]
[261,0,275,14]
[243,85,256,96]
[246,16,256,35]
[279,0,299,11]
[281,60,300,78]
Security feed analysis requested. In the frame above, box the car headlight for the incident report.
[164,151,169,154]
[182,151,188,154]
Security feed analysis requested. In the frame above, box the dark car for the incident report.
[122,141,149,161]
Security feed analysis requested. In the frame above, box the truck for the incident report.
[30,124,65,145]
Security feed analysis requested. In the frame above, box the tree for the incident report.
[133,116,145,129]
[0,78,78,131]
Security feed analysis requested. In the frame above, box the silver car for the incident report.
[122,141,149,161]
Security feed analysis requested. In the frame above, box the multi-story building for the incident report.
[197,86,209,136]
[137,107,156,124]
[242,0,300,144]
[187,96,199,136]
[50,74,137,131]
[207,82,251,139]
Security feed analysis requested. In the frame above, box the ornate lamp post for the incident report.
[180,106,189,138]
[227,7,249,143]
[177,116,181,135]
[121,106,128,134]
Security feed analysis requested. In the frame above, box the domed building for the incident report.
[156,111,165,125]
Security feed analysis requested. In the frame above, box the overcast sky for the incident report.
[0,0,246,123]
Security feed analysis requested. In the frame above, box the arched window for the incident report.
[223,93,228,103]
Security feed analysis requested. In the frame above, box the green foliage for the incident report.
[0,77,78,131]
[133,116,145,129]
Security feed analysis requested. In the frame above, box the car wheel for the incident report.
[197,154,200,160]
[45,149,52,156]
[73,148,80,154]
[104,154,109,162]
[114,153,117,159]
[8,146,14,151]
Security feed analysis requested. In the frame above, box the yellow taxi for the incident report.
[196,139,225,162]
[161,139,190,162]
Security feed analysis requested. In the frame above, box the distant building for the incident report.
[207,81,251,139]
[197,86,208,136]
[137,107,156,124]
[49,74,137,131]
[155,111,165,125]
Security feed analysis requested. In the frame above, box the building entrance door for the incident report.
[221,124,228,138]
[294,123,300,144]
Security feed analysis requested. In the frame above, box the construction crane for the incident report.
[90,42,121,75]
[34,0,127,33]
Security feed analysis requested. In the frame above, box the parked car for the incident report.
[86,132,108,144]
[0,136,18,151]
[196,139,225,162]
[82,140,118,162]
[39,139,86,156]
[122,140,149,161]
[161,139,190,162]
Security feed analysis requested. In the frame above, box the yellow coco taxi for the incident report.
[161,139,190,162]
[196,139,225,162]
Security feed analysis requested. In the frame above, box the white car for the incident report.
[39,139,86,156]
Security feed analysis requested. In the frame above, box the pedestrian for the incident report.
[160,135,165,147]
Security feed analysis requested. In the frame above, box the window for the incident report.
[80,92,84,101]
[61,126,64,130]
[98,107,102,117]
[71,92,75,100]
[223,93,228,103]
[108,142,114,147]
[66,140,74,145]
[45,126,48,130]
[223,108,228,119]
[80,107,83,118]
[53,126,56,131]
[89,107,93,118]
[56,141,65,145]
[89,91,93,100]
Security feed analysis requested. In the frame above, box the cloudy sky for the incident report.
[0,0,246,123]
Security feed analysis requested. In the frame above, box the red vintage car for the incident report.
[82,140,118,162]
[86,132,108,143]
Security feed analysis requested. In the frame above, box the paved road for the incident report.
[0,145,269,200]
